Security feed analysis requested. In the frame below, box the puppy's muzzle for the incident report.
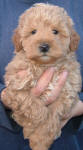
[39,43,50,53]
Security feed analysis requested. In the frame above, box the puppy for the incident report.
[2,3,82,150]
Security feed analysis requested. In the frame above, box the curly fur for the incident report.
[2,3,81,150]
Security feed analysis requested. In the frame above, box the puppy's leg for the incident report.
[12,94,49,138]
[1,87,18,109]
[29,111,61,150]
[49,94,79,120]
[29,94,79,150]
[2,86,49,137]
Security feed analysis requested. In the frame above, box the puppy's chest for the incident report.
[28,65,72,97]
[27,61,81,102]
[29,65,65,87]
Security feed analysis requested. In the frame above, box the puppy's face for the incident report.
[13,4,80,64]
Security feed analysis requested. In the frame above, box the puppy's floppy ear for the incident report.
[12,28,23,52]
[69,29,80,51]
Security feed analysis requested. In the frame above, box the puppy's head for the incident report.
[13,3,80,64]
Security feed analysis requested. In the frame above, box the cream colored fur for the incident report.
[2,3,81,150]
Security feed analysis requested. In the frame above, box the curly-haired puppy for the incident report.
[2,3,81,150]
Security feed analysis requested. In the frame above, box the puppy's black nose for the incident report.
[39,43,50,53]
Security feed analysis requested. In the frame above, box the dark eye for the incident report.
[53,29,59,35]
[31,30,37,35]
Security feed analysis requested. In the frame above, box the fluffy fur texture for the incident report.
[2,3,82,150]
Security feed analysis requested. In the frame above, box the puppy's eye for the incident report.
[31,30,37,35]
[53,29,59,35]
